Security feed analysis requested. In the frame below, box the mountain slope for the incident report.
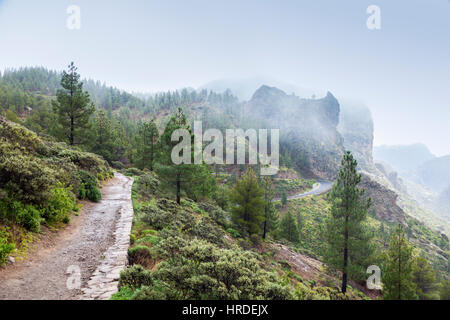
[373,144,435,174]
[245,86,343,179]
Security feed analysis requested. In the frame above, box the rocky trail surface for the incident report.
[0,173,134,300]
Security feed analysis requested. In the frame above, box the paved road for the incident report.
[273,180,333,202]
[0,173,133,300]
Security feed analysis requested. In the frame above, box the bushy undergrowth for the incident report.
[0,118,111,259]
[78,170,102,202]
[116,173,300,300]
[0,227,15,266]
[116,166,365,301]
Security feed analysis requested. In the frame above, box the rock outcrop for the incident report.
[246,86,344,179]
[338,102,375,172]
[360,173,407,225]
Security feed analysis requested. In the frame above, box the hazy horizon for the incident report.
[0,0,449,156]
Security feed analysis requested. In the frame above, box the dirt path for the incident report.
[0,173,133,300]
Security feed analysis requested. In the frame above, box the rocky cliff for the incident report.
[360,173,407,225]
[246,86,344,179]
[338,102,376,173]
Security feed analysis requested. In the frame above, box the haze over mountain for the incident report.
[1,0,449,156]
[374,144,436,174]
[201,77,323,101]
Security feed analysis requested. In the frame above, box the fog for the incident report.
[0,0,449,155]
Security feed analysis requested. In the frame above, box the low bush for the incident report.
[0,227,15,266]
[111,161,125,170]
[139,202,171,230]
[123,167,143,177]
[78,170,101,202]
[150,238,296,300]
[189,217,226,246]
[118,265,153,290]
[128,245,154,267]
[0,197,42,232]
[137,174,160,198]
[41,183,75,224]
[295,283,349,300]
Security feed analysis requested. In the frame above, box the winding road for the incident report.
[0,173,133,300]
[273,180,333,202]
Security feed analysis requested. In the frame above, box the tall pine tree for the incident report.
[52,62,95,146]
[383,225,417,300]
[230,169,264,237]
[261,177,279,239]
[137,119,159,171]
[323,151,374,293]
[279,211,299,243]
[156,108,214,204]
[412,256,439,300]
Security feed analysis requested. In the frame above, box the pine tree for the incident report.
[230,169,264,237]
[439,280,450,300]
[279,211,299,243]
[412,256,439,300]
[296,211,304,240]
[281,191,288,207]
[156,108,214,204]
[52,62,95,146]
[137,119,159,171]
[323,151,374,293]
[261,177,279,239]
[383,225,417,300]
[90,110,117,163]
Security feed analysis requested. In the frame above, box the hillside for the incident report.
[416,156,450,193]
[245,86,343,179]
[1,66,449,301]
[0,116,112,265]
[112,170,371,300]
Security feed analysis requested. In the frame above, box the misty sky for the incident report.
[0,0,449,156]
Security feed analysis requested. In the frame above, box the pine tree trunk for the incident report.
[342,214,349,293]
[263,220,267,239]
[150,139,154,172]
[176,174,181,204]
[70,116,74,146]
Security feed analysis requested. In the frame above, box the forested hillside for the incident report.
[0,65,448,300]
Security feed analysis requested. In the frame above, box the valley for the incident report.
[0,66,448,301]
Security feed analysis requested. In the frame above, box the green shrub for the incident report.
[189,217,225,246]
[131,282,184,300]
[250,234,262,246]
[136,235,160,246]
[41,183,75,224]
[0,227,15,266]
[279,260,292,271]
[197,201,228,227]
[226,228,241,239]
[139,202,171,229]
[295,283,348,300]
[0,197,42,232]
[123,167,143,177]
[0,145,58,204]
[151,238,296,300]
[118,265,153,290]
[111,161,125,170]
[78,170,101,202]
[141,229,158,236]
[110,286,134,300]
[137,174,160,198]
[128,245,154,267]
